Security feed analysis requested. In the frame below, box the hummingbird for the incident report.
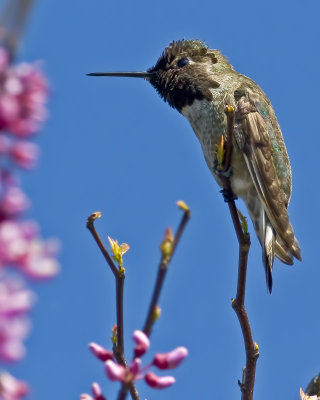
[88,39,301,292]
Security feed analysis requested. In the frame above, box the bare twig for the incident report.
[0,0,34,60]
[143,204,191,337]
[87,213,118,277]
[86,213,139,400]
[217,106,259,400]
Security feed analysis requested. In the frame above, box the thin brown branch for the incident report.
[115,273,125,361]
[143,205,191,337]
[86,212,139,400]
[0,0,34,60]
[87,213,118,277]
[217,106,259,400]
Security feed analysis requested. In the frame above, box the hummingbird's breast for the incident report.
[181,89,253,199]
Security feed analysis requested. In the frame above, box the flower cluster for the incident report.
[81,330,188,398]
[0,276,34,363]
[0,46,59,280]
[0,45,58,399]
[0,371,28,400]
[0,47,47,137]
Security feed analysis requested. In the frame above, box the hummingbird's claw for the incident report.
[213,161,232,178]
[220,188,238,203]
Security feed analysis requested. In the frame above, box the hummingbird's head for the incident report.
[87,39,234,112]
[146,39,229,111]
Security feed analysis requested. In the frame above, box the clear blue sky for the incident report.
[10,0,320,399]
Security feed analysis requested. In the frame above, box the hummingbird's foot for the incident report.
[220,188,238,203]
[213,162,232,178]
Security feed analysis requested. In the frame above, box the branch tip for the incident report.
[176,200,190,216]
[86,211,102,228]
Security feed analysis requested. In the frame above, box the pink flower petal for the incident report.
[144,372,175,389]
[0,93,20,125]
[0,186,30,216]
[0,339,26,362]
[153,346,188,370]
[92,382,106,400]
[80,395,94,400]
[129,358,141,375]
[132,330,150,357]
[105,360,126,382]
[89,342,113,362]
[0,371,28,399]
[10,141,39,169]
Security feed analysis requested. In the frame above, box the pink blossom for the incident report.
[0,46,57,398]
[18,237,60,279]
[91,330,187,391]
[0,48,48,137]
[0,186,30,216]
[133,329,150,357]
[0,315,31,362]
[0,277,33,362]
[0,277,34,317]
[92,382,106,400]
[129,357,141,375]
[0,372,28,399]
[80,383,106,400]
[0,220,60,279]
[144,372,175,389]
[0,134,10,154]
[10,141,39,169]
[89,342,113,362]
[0,221,30,264]
[105,360,126,381]
[0,94,19,129]
[153,346,188,370]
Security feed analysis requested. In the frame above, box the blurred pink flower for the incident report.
[153,346,188,370]
[0,220,60,279]
[91,330,187,391]
[0,277,33,362]
[89,342,113,362]
[10,141,39,170]
[0,316,30,362]
[0,371,28,399]
[144,372,175,389]
[0,43,57,398]
[0,277,34,317]
[0,186,30,216]
[0,49,48,137]
[133,329,150,357]
[80,382,106,400]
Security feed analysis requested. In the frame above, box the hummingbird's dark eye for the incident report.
[177,58,189,68]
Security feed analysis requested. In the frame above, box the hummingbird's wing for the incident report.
[234,87,301,289]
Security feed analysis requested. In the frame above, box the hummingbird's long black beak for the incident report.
[87,71,152,79]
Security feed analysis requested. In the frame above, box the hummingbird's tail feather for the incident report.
[262,215,275,293]
[291,237,302,261]
[274,241,294,265]
[274,230,301,264]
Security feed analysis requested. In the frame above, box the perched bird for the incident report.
[88,39,301,292]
